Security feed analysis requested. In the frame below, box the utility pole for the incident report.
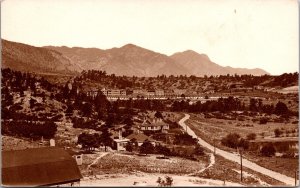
[239,147,243,182]
[295,170,299,186]
[223,167,226,185]
[213,139,216,155]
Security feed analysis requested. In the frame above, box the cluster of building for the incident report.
[111,117,170,151]
[87,88,167,98]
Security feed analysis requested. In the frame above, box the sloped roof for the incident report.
[126,133,155,142]
[2,147,82,186]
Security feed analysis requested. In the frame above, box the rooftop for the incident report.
[2,147,82,186]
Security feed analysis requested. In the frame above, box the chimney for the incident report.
[119,130,122,139]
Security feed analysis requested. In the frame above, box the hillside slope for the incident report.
[45,44,189,77]
[2,40,82,75]
[170,50,269,76]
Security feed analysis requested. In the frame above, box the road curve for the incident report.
[178,113,296,186]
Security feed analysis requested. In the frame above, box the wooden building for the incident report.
[2,147,82,186]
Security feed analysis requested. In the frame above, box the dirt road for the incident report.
[178,113,296,186]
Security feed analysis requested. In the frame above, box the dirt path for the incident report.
[189,153,215,176]
[87,152,109,170]
[178,113,296,186]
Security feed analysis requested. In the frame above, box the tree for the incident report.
[221,133,241,149]
[274,128,282,137]
[77,133,100,151]
[155,111,163,119]
[99,128,113,151]
[29,98,36,108]
[246,133,256,140]
[238,138,249,150]
[274,101,289,115]
[261,143,276,157]
[125,142,133,152]
[82,102,93,117]
[140,139,155,155]
[155,144,171,156]
[174,133,198,145]
[194,144,205,155]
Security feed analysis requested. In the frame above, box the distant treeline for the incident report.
[76,69,299,89]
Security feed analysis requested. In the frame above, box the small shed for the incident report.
[2,147,83,186]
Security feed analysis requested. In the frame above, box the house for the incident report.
[126,133,157,146]
[87,89,99,97]
[120,90,126,96]
[173,89,186,96]
[140,118,169,133]
[107,89,121,96]
[147,90,155,96]
[112,130,130,151]
[155,90,164,96]
[2,147,82,187]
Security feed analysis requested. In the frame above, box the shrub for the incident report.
[140,139,155,155]
[260,143,276,157]
[194,144,205,156]
[274,128,282,137]
[259,118,268,124]
[238,138,249,150]
[221,133,241,149]
[246,133,256,140]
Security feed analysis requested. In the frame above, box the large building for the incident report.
[155,90,164,96]
[140,118,169,133]
[2,147,82,187]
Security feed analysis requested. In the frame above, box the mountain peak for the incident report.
[182,50,199,55]
[121,43,139,49]
[172,50,210,61]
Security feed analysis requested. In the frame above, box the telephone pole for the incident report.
[239,147,243,182]
[295,170,299,186]
[213,139,216,155]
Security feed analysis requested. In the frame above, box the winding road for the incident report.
[178,113,296,186]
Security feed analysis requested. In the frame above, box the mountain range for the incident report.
[2,39,269,76]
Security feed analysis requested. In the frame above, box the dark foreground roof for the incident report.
[2,147,82,186]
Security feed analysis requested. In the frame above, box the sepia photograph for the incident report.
[1,0,299,186]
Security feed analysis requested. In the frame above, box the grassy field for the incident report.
[81,152,209,176]
[188,113,298,143]
[186,113,299,178]
[195,155,285,186]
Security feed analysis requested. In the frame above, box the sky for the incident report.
[1,0,299,75]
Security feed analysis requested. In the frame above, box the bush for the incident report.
[261,143,276,157]
[238,138,249,150]
[194,144,205,156]
[259,117,268,124]
[246,133,256,140]
[221,133,241,149]
[140,139,155,155]
[274,128,282,137]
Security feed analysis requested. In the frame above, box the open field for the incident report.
[80,152,209,176]
[188,113,298,145]
[80,172,243,186]
[196,154,285,186]
[186,113,299,178]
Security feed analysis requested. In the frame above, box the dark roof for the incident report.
[126,133,155,142]
[2,147,82,186]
